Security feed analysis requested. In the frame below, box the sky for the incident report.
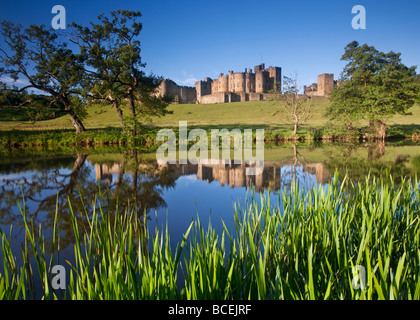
[0,0,419,88]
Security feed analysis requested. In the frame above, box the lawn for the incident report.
[1,98,419,142]
[0,98,335,131]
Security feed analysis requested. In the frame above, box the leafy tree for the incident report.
[69,10,171,135]
[273,75,313,135]
[0,22,88,133]
[327,41,418,140]
[0,88,67,123]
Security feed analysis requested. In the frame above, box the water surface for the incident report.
[0,141,419,291]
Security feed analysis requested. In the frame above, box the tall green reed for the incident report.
[0,173,419,300]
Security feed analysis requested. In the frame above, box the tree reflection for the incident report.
[0,149,177,254]
[1,142,418,257]
[323,141,413,184]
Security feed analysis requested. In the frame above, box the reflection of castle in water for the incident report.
[94,159,331,192]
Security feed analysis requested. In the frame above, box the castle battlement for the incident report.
[304,73,335,97]
[194,63,282,104]
[156,63,309,104]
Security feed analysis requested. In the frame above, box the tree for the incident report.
[325,72,363,132]
[273,75,313,136]
[69,10,171,135]
[327,41,419,140]
[0,22,88,133]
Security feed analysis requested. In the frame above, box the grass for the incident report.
[0,100,331,131]
[1,100,420,147]
[1,173,419,300]
[1,99,419,131]
[0,127,159,150]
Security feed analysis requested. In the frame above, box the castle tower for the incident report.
[268,66,282,92]
[245,69,255,93]
[218,73,229,92]
[317,74,334,96]
[254,63,265,73]
[195,77,212,103]
[255,70,269,93]
[233,72,246,93]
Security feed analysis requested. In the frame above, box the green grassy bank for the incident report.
[1,99,420,147]
[1,174,419,300]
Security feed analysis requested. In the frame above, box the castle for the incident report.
[195,63,281,104]
[156,63,282,104]
[303,73,335,97]
[156,64,335,103]
[156,79,197,104]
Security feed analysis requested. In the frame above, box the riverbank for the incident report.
[1,99,420,147]
[0,123,419,149]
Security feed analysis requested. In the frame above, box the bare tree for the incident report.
[273,75,313,136]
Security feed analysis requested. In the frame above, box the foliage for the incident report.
[0,22,88,133]
[69,10,172,135]
[327,41,419,140]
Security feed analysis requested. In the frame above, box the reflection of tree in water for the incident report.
[323,141,412,184]
[103,149,177,217]
[0,150,177,254]
[0,153,90,252]
[278,144,315,192]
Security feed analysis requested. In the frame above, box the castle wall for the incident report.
[255,70,269,93]
[195,78,213,103]
[245,72,256,93]
[180,86,197,104]
[317,73,334,96]
[267,66,282,92]
[161,63,283,104]
[158,79,179,97]
[254,63,265,73]
[157,79,196,104]
[233,72,246,92]
[304,74,334,97]
[212,73,229,93]
[249,93,263,101]
[199,92,229,104]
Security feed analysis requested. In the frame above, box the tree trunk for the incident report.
[68,112,86,134]
[368,120,375,135]
[377,120,387,141]
[128,96,138,136]
[30,153,87,217]
[293,123,298,136]
[113,101,125,132]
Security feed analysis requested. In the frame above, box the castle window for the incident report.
[257,77,260,80]
[259,84,261,88]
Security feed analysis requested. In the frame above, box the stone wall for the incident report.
[157,63,283,104]
[199,92,229,104]
[195,63,282,103]
[317,73,334,95]
[157,79,197,104]
[304,74,335,97]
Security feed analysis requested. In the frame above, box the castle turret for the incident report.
[255,70,269,93]
[218,73,229,92]
[267,66,282,92]
[233,72,246,93]
[317,73,334,96]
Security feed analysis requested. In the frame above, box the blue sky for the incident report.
[1,0,419,88]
